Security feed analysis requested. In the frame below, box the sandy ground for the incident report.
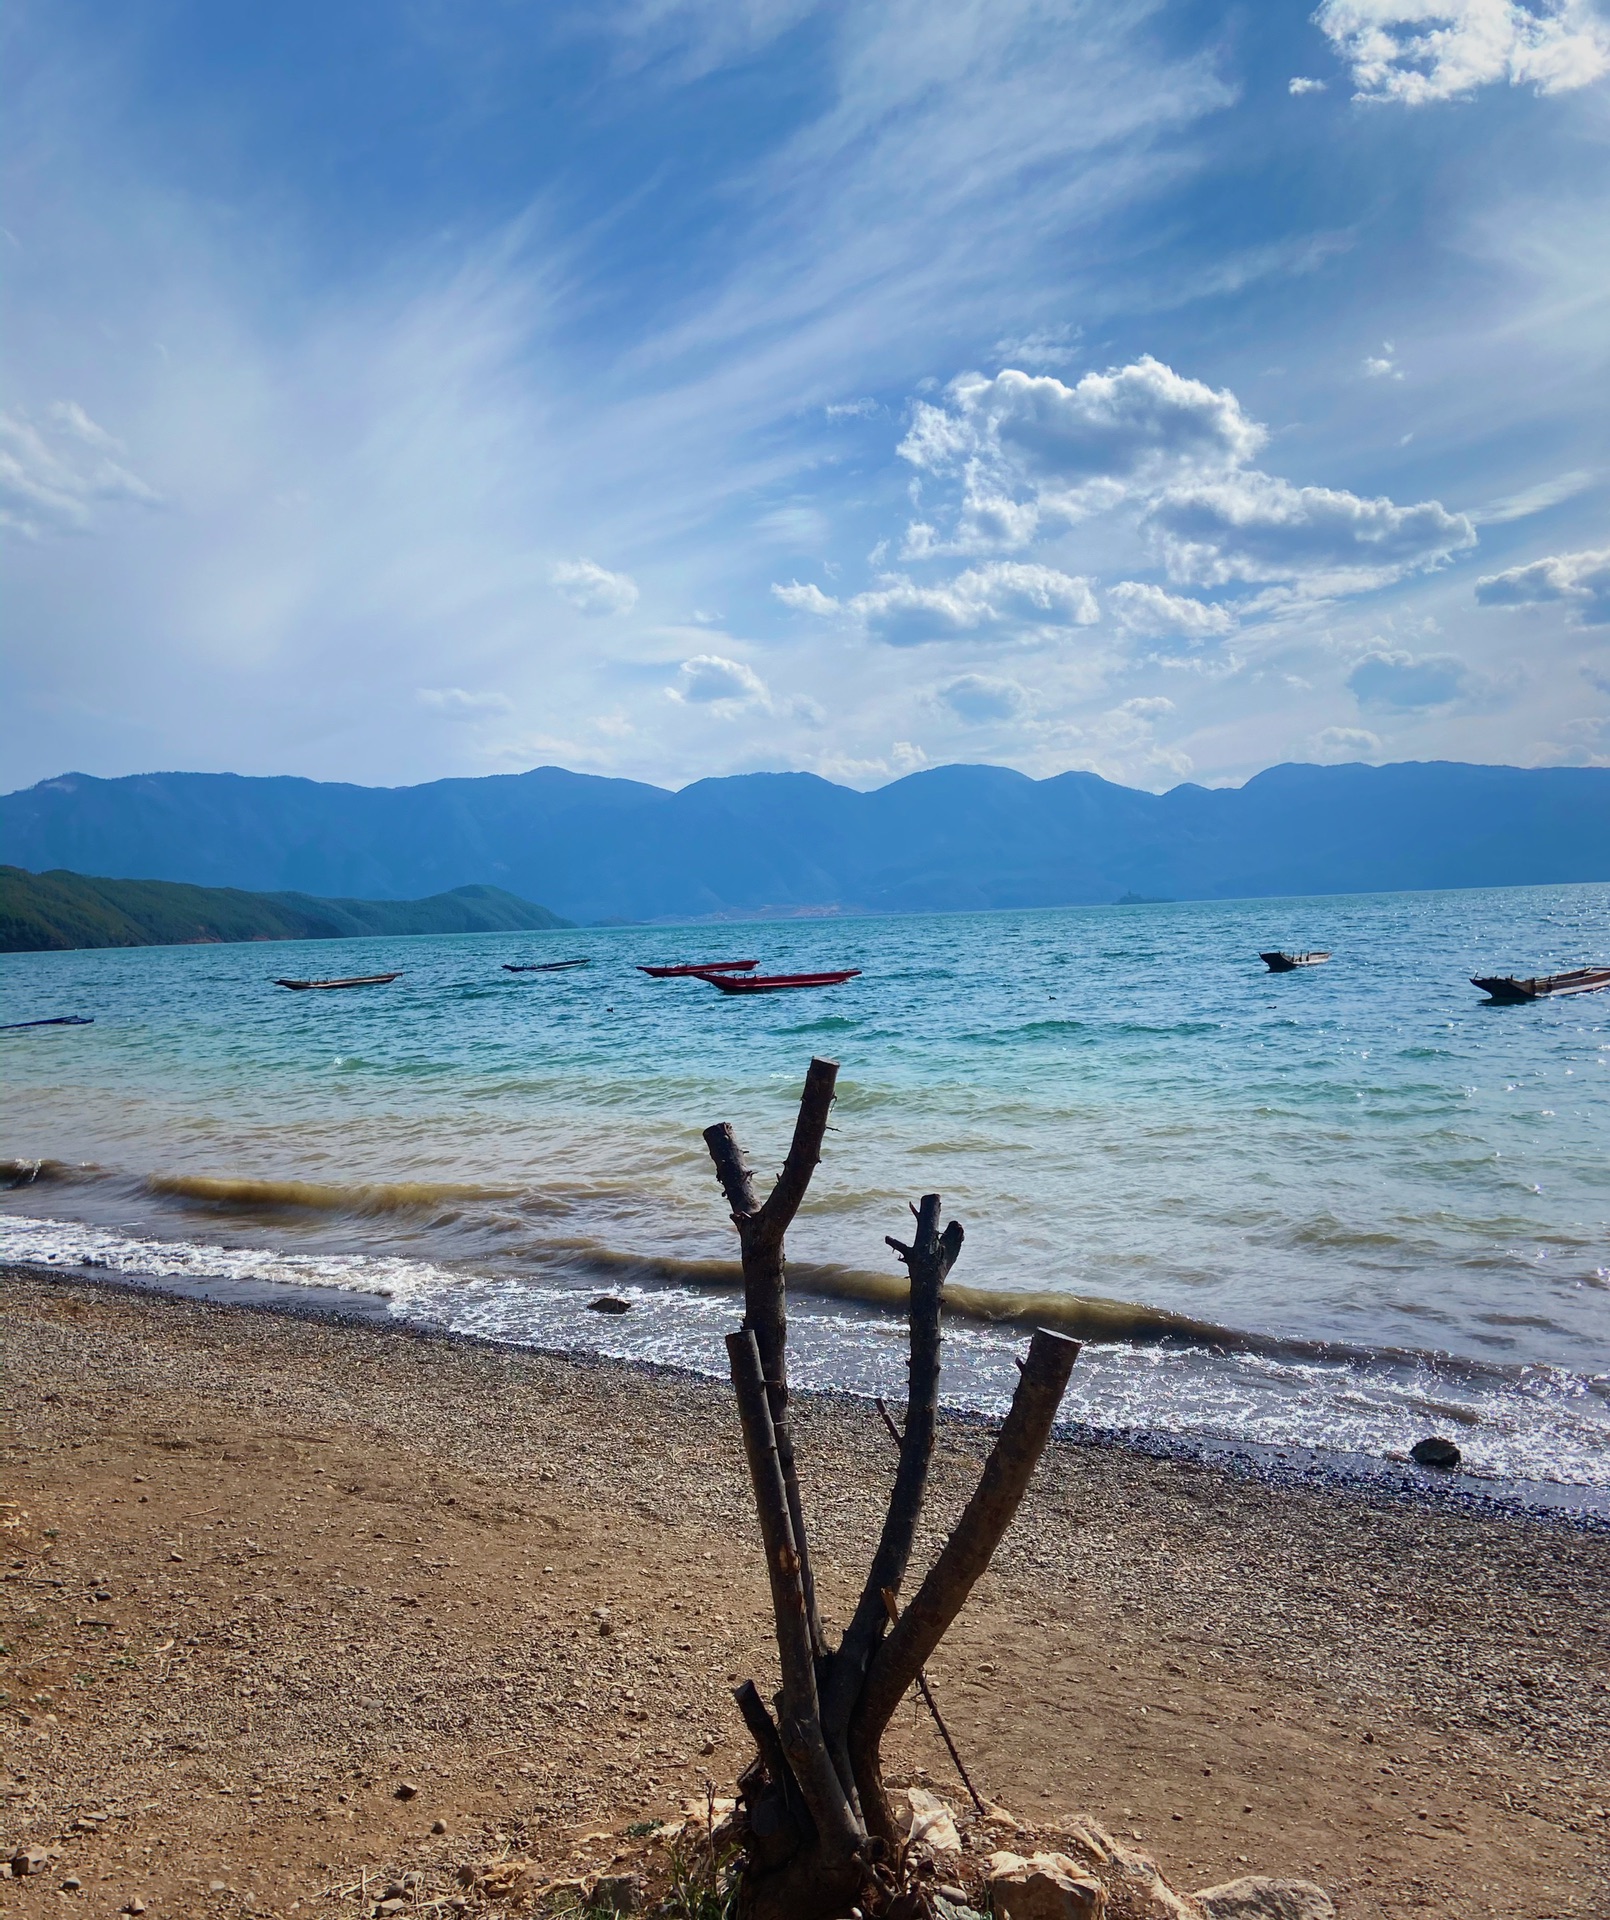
[1,1267,1607,1920]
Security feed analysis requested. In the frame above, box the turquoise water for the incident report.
[3,884,1608,1490]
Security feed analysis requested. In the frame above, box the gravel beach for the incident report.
[2,1265,1606,1918]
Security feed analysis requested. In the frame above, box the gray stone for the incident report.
[1410,1436,1460,1469]
[593,1873,640,1913]
[1194,1876,1335,1920]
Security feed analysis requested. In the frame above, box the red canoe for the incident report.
[638,959,758,978]
[699,968,861,994]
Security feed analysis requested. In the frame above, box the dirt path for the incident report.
[2,1269,1606,1918]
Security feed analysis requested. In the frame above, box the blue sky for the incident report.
[3,0,1608,793]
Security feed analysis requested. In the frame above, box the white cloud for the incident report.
[849,560,1098,645]
[825,397,878,419]
[1310,724,1385,760]
[771,579,841,615]
[1361,341,1403,379]
[416,686,515,717]
[1148,470,1475,590]
[1473,469,1598,523]
[550,558,640,615]
[1347,647,1473,707]
[1108,580,1237,639]
[1314,0,1610,105]
[1289,75,1329,93]
[1475,546,1610,624]
[667,653,772,711]
[900,358,1264,522]
[934,673,1033,723]
[990,324,1083,369]
[0,402,160,539]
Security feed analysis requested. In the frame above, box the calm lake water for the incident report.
[3,885,1608,1494]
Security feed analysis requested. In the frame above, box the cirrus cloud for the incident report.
[0,402,161,540]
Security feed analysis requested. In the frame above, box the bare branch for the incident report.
[727,1329,861,1854]
[757,1056,839,1239]
[848,1326,1081,1834]
[705,1062,839,1662]
[823,1196,963,1743]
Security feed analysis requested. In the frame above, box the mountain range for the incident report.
[3,760,1608,923]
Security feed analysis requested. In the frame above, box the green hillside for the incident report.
[0,867,573,953]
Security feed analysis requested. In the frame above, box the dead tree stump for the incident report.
[705,1057,1081,1920]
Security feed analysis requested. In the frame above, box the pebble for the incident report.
[431,1819,448,1835]
[588,1296,632,1315]
[394,1780,419,1800]
[1410,1437,1461,1469]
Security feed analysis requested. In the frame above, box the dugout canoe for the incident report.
[1260,951,1331,972]
[1470,967,1610,1004]
[699,968,861,995]
[275,973,401,991]
[637,959,758,978]
[502,959,591,972]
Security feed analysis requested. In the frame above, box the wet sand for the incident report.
[1,1265,1606,1918]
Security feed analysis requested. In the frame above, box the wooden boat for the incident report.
[275,972,400,991]
[1471,967,1610,1004]
[1260,951,1330,972]
[0,1014,94,1030]
[699,968,861,995]
[502,959,591,973]
[638,959,758,978]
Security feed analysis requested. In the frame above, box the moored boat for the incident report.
[1471,967,1610,1003]
[275,973,401,991]
[0,1014,94,1030]
[1260,951,1330,972]
[638,959,758,977]
[502,959,591,972]
[699,968,860,994]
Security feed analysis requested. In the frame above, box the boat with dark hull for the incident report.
[1471,967,1610,1004]
[1,1014,94,1030]
[638,959,758,978]
[1260,951,1330,972]
[699,968,860,995]
[275,973,400,991]
[502,959,590,973]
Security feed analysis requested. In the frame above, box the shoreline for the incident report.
[9,1256,1608,1529]
[3,1264,1608,1917]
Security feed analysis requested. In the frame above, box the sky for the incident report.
[3,0,1609,796]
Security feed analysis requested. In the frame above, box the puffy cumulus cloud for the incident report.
[667,653,771,711]
[1475,546,1610,625]
[0,402,160,539]
[849,561,1098,646]
[1289,75,1329,92]
[416,687,514,718]
[1315,0,1610,105]
[771,579,841,616]
[1108,580,1237,640]
[1148,471,1475,590]
[934,673,1033,723]
[900,358,1264,525]
[1347,647,1473,708]
[1310,724,1385,761]
[550,558,639,615]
